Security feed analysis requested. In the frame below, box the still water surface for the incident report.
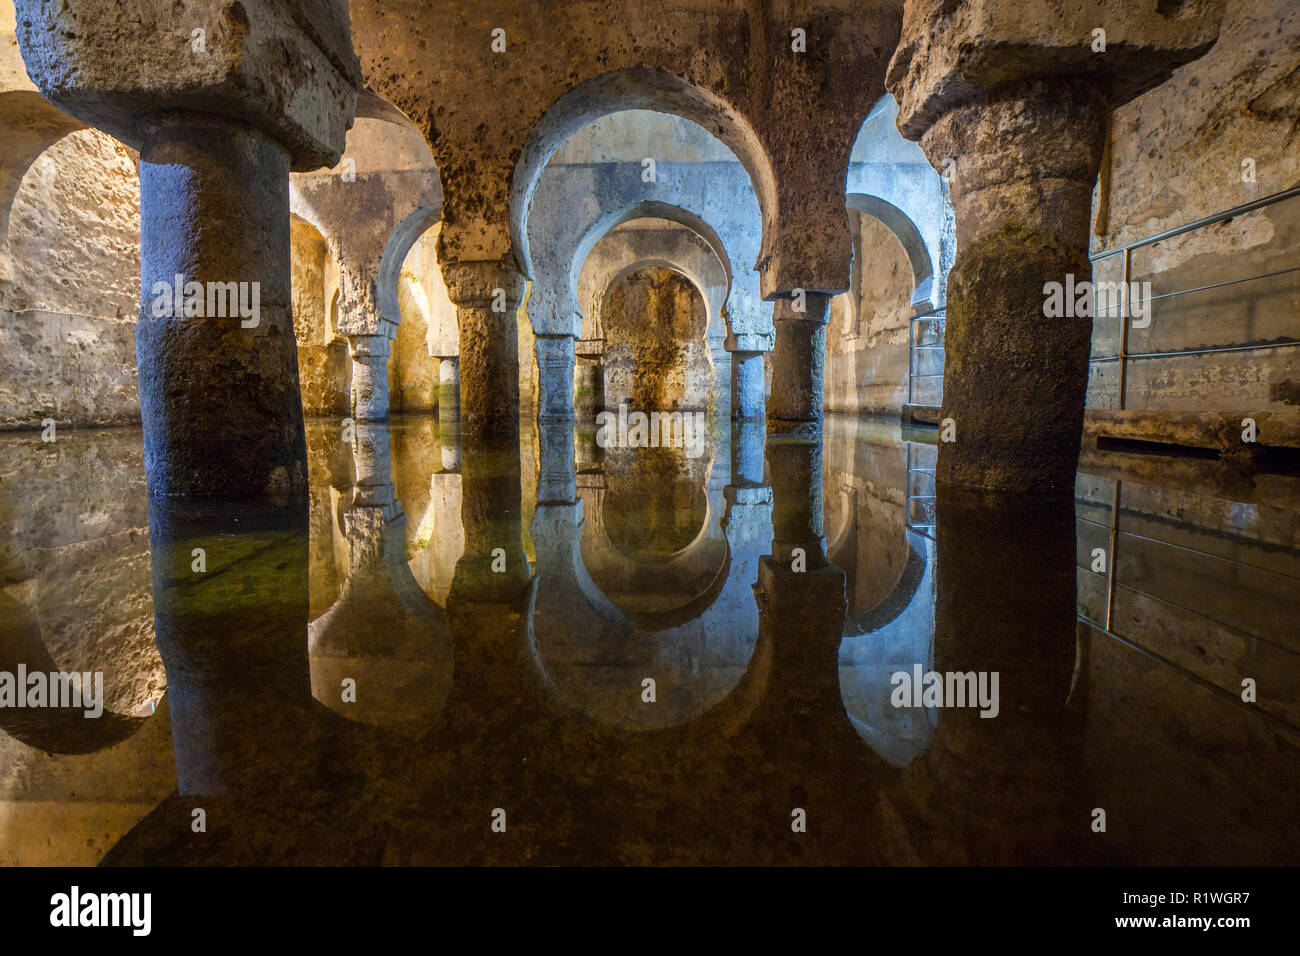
[1,414,1296,865]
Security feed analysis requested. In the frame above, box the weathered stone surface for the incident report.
[443,260,528,439]
[1084,408,1300,452]
[0,429,164,718]
[135,113,306,498]
[826,211,916,417]
[768,295,830,436]
[0,128,140,428]
[14,0,360,170]
[351,0,903,294]
[1086,0,1300,417]
[888,0,1227,140]
[601,267,713,412]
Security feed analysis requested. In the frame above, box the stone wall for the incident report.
[826,211,916,416]
[1087,0,1300,414]
[291,217,349,418]
[601,267,712,412]
[0,128,140,428]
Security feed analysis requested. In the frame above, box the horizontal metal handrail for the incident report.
[1090,185,1300,261]
[1129,264,1300,305]
[1091,339,1300,362]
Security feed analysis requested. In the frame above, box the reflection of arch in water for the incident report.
[581,444,727,628]
[530,441,770,732]
[306,428,455,735]
[0,593,151,754]
[838,531,937,769]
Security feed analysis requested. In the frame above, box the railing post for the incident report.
[1117,246,1131,412]
[1105,478,1121,631]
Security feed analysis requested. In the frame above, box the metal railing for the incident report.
[1075,475,1300,734]
[904,186,1300,413]
[1088,185,1300,411]
[906,307,945,408]
[904,440,937,539]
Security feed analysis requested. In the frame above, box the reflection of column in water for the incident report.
[450,436,532,604]
[574,357,604,419]
[438,418,461,472]
[731,419,766,488]
[767,437,827,570]
[309,423,453,736]
[147,497,315,796]
[752,435,846,723]
[537,421,577,506]
[914,487,1083,863]
[575,422,603,474]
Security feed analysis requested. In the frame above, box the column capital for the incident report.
[772,294,832,326]
[441,260,527,310]
[14,0,361,171]
[886,0,1225,144]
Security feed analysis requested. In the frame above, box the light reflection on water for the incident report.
[0,413,1296,865]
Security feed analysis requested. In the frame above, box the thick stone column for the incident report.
[436,357,460,423]
[767,295,831,438]
[135,113,304,498]
[14,0,360,500]
[442,260,526,440]
[923,82,1105,492]
[536,334,577,422]
[348,334,391,422]
[730,350,766,422]
[886,0,1226,492]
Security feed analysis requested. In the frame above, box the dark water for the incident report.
[1,414,1296,865]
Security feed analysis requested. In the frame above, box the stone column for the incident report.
[767,295,831,438]
[730,350,766,422]
[436,356,460,423]
[348,333,391,422]
[922,82,1105,492]
[14,0,360,500]
[731,419,766,488]
[538,421,578,506]
[886,0,1226,492]
[134,114,305,498]
[536,334,577,422]
[442,260,526,440]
